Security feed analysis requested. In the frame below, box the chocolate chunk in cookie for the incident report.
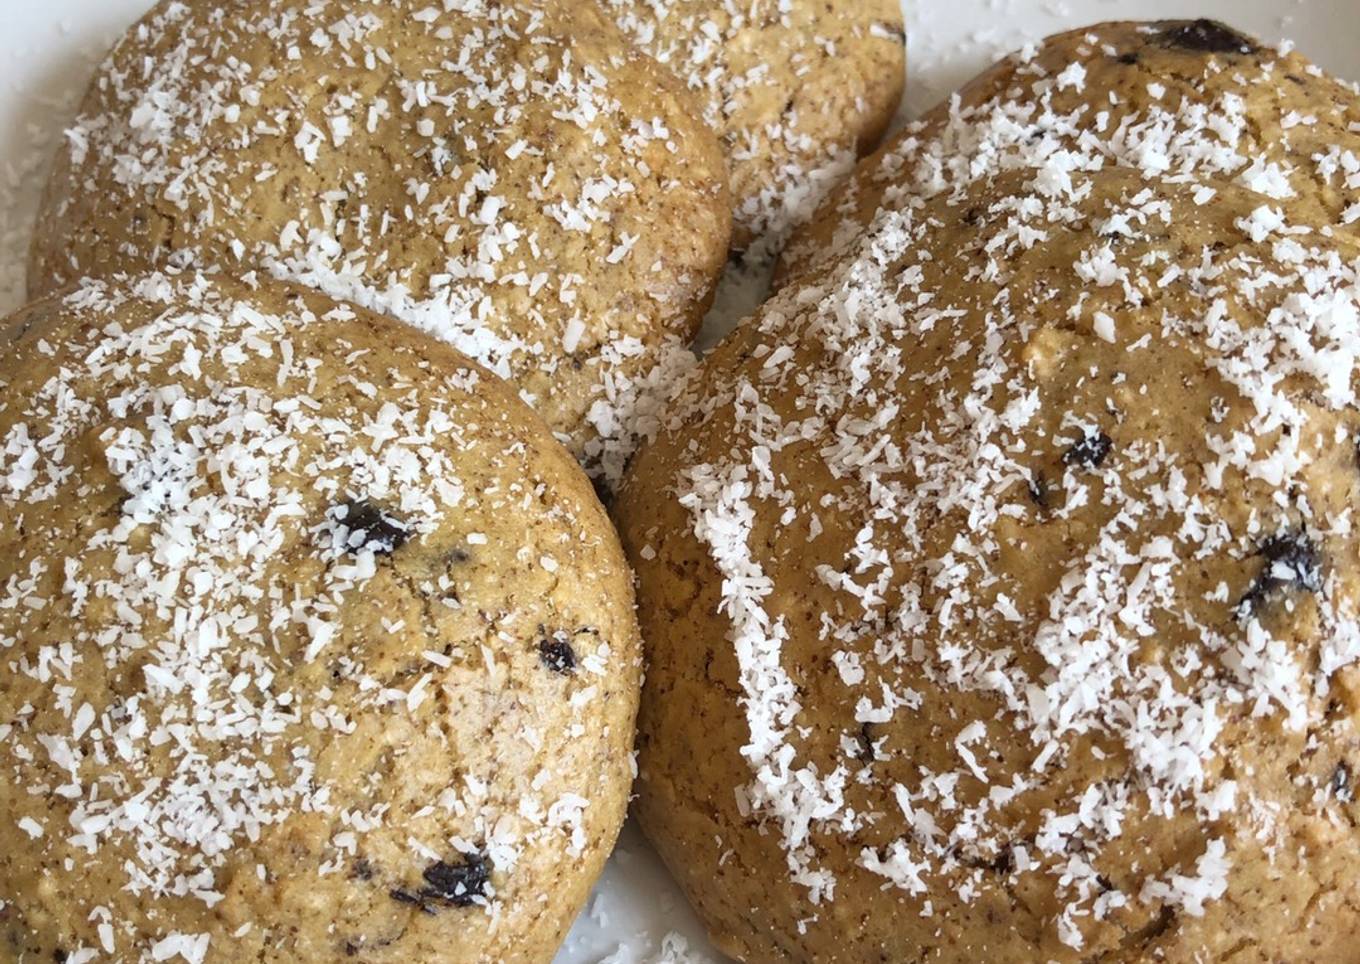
[1334,762,1353,803]
[421,853,491,907]
[332,500,410,555]
[1237,531,1322,616]
[1158,19,1259,55]
[1063,431,1113,469]
[539,633,578,675]
[1027,472,1051,510]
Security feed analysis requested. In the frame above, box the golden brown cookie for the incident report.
[778,19,1360,284]
[616,141,1360,963]
[604,0,905,252]
[0,273,642,963]
[28,0,731,482]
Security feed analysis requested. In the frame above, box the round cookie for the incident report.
[616,163,1360,957]
[0,273,642,963]
[777,19,1360,284]
[604,0,905,252]
[28,0,732,482]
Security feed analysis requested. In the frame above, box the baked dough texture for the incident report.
[604,0,905,252]
[616,27,1360,963]
[29,0,732,483]
[779,19,1360,284]
[0,273,641,963]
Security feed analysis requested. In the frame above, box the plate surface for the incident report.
[0,2,1354,961]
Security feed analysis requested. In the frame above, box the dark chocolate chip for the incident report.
[1063,431,1113,469]
[1236,531,1322,617]
[344,933,397,956]
[1137,905,1177,942]
[351,857,375,881]
[420,853,491,907]
[1027,471,1050,509]
[333,500,409,555]
[388,888,435,914]
[856,722,876,763]
[539,634,577,675]
[959,845,1015,875]
[1259,532,1322,589]
[1334,762,1352,802]
[1158,19,1259,55]
[1115,51,1140,66]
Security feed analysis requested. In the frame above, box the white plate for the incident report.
[1,2,1354,961]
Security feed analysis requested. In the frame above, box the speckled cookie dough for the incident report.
[615,43,1360,964]
[778,19,1360,285]
[28,0,732,483]
[604,0,905,253]
[0,273,642,963]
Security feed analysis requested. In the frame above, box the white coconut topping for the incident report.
[604,0,902,248]
[646,32,1360,953]
[40,0,725,482]
[0,274,618,960]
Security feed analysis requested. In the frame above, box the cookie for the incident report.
[778,19,1360,284]
[604,0,905,252]
[28,0,731,483]
[615,122,1360,964]
[0,273,642,963]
